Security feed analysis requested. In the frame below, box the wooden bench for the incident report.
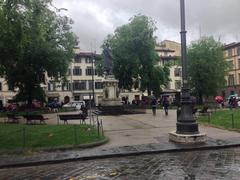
[24,115,48,124]
[5,113,20,124]
[198,106,210,116]
[58,114,87,124]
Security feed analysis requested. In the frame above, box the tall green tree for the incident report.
[0,0,78,106]
[188,37,227,104]
[102,15,169,97]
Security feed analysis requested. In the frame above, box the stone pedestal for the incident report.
[99,75,123,114]
[169,131,207,144]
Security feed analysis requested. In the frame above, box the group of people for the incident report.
[151,96,170,116]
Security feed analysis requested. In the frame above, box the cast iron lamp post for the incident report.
[176,0,199,134]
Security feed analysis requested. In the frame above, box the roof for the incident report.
[75,52,101,58]
[224,42,240,50]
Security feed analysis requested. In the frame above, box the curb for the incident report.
[0,137,109,156]
[1,142,240,169]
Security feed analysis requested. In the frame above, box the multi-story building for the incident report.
[0,41,182,107]
[46,48,104,105]
[155,40,182,92]
[223,42,240,97]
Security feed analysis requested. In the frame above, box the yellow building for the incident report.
[223,42,240,97]
[156,40,182,92]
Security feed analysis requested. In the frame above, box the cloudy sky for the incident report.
[53,0,240,52]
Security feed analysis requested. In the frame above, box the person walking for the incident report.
[151,98,157,116]
[163,96,169,115]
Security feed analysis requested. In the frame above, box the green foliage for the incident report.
[0,124,104,150]
[198,110,240,130]
[0,0,78,105]
[188,37,227,103]
[102,15,169,96]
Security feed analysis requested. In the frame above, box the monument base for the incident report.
[169,131,207,144]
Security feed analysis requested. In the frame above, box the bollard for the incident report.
[208,113,210,123]
[101,119,103,137]
[23,127,26,148]
[232,113,234,129]
[97,120,100,138]
[74,125,77,145]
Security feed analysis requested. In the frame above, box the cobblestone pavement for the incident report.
[1,147,240,180]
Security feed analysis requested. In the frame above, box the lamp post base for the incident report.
[169,131,206,144]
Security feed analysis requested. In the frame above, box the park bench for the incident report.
[58,113,87,124]
[5,113,20,124]
[198,106,210,116]
[24,114,48,124]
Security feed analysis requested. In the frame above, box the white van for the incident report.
[63,101,85,110]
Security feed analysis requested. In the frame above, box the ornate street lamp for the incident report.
[169,0,206,143]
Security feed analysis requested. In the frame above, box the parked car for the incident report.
[46,101,61,109]
[63,101,85,110]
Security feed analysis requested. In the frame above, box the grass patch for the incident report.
[0,124,104,151]
[198,109,240,130]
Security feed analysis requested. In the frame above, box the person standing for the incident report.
[151,98,157,116]
[163,96,170,115]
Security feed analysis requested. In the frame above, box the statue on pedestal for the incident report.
[102,48,113,75]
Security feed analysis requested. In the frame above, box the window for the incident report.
[73,81,86,90]
[74,96,80,101]
[228,49,232,57]
[174,68,181,77]
[73,66,82,76]
[62,82,71,91]
[237,47,240,56]
[85,57,93,63]
[8,84,14,91]
[86,67,95,76]
[88,80,93,90]
[228,75,234,86]
[228,60,233,69]
[74,55,81,63]
[95,82,103,89]
[238,59,240,69]
[239,74,240,84]
[48,82,56,91]
[0,82,2,91]
[67,69,72,76]
[175,80,181,90]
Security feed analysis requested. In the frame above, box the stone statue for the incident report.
[103,48,113,75]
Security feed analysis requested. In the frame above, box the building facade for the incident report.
[156,40,182,92]
[0,41,182,107]
[223,42,240,97]
[46,48,104,105]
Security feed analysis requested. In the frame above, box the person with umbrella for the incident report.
[215,96,223,108]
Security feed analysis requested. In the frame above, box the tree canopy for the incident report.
[0,0,78,105]
[102,15,169,97]
[188,37,227,103]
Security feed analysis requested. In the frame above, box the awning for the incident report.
[46,93,60,97]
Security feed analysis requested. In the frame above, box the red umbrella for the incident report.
[215,96,223,103]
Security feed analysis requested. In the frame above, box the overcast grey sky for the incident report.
[53,0,240,52]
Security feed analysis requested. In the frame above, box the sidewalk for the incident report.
[0,109,240,168]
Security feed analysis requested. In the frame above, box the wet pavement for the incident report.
[0,147,240,179]
[1,109,240,179]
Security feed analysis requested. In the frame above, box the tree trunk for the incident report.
[198,92,203,105]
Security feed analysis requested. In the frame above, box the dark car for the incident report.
[46,101,61,109]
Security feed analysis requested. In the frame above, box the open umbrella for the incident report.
[215,96,223,103]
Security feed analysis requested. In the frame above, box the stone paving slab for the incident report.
[1,135,240,169]
[1,148,240,179]
[0,109,240,169]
